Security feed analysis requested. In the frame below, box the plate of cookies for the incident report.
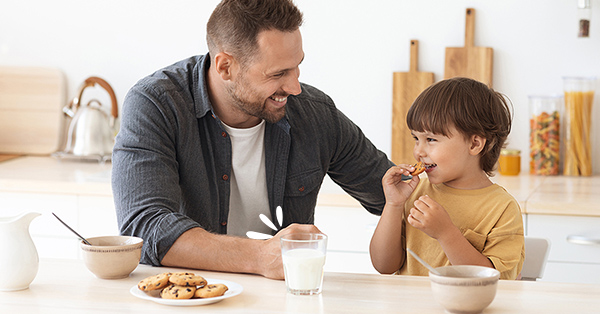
[130,272,243,306]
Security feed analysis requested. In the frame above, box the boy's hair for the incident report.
[206,0,303,67]
[406,77,513,176]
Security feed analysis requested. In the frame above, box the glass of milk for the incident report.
[280,233,327,295]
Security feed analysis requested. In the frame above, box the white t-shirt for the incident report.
[221,120,272,237]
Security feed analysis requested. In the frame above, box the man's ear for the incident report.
[213,52,236,80]
[469,135,487,156]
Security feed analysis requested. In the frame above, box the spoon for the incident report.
[52,212,92,245]
[407,248,440,275]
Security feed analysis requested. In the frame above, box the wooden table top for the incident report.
[0,259,598,313]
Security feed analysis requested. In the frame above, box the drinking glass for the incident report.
[281,233,327,295]
[563,77,595,176]
[529,95,561,175]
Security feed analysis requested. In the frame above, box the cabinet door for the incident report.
[78,195,119,238]
[0,191,79,258]
[314,206,380,274]
[527,214,600,284]
[542,261,600,284]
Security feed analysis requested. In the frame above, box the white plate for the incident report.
[130,278,243,306]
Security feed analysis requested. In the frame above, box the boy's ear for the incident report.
[469,135,487,155]
[213,52,237,80]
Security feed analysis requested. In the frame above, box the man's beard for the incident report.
[226,75,287,124]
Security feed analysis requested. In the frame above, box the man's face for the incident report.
[225,29,304,124]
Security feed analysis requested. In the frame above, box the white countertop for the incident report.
[0,156,112,196]
[1,156,599,216]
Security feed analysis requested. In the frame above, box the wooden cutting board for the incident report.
[0,66,66,155]
[444,8,493,86]
[392,40,434,165]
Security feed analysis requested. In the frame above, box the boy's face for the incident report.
[411,125,487,189]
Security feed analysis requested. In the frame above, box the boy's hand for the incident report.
[381,165,420,207]
[407,195,457,239]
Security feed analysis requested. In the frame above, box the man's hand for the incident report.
[258,223,323,279]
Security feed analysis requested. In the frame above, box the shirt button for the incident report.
[221,221,227,226]
[298,186,305,192]
[221,132,227,137]
[222,174,229,181]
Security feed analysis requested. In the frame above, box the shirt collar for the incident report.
[195,54,213,119]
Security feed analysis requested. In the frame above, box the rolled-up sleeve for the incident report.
[112,83,201,266]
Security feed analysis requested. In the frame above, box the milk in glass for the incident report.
[280,233,327,295]
[283,248,326,291]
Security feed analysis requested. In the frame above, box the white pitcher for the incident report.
[0,212,41,291]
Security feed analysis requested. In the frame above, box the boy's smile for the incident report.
[411,126,492,190]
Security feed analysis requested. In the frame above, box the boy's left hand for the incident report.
[407,195,456,240]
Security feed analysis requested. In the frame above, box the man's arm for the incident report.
[327,108,395,214]
[161,224,321,279]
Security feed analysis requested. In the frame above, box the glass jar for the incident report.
[499,149,521,176]
[529,95,561,175]
[563,77,595,176]
[578,0,591,37]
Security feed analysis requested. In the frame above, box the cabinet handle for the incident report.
[567,235,600,246]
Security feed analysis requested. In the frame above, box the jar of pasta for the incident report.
[563,77,595,176]
[529,95,561,175]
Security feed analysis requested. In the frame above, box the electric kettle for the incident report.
[55,76,118,161]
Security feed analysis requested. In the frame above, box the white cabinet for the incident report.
[526,214,600,284]
[1,191,117,259]
[314,205,380,274]
[77,195,119,238]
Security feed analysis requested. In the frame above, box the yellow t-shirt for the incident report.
[398,178,525,279]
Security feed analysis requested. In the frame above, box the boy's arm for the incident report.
[437,227,494,267]
[408,196,493,268]
[369,166,419,274]
[370,202,406,274]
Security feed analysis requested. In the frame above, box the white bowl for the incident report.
[80,236,143,279]
[429,265,500,314]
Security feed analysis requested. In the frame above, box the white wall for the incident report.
[1,0,599,174]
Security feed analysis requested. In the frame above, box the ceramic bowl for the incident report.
[429,265,500,314]
[80,235,143,279]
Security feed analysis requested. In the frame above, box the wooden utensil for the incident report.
[0,66,65,155]
[392,40,434,165]
[444,8,493,86]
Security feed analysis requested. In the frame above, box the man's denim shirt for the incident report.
[112,54,394,266]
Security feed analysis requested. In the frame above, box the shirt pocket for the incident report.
[285,168,323,197]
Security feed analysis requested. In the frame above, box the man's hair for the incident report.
[406,77,513,176]
[206,0,303,66]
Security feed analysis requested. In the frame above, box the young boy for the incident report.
[370,77,524,279]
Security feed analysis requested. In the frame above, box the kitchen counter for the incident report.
[1,156,599,283]
[0,156,112,196]
[0,258,598,313]
[1,156,598,216]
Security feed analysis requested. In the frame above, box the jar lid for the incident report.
[501,149,521,155]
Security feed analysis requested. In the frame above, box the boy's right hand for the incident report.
[382,165,420,207]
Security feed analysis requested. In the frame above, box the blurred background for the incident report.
[1,0,598,173]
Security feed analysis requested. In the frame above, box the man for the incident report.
[112,0,393,280]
